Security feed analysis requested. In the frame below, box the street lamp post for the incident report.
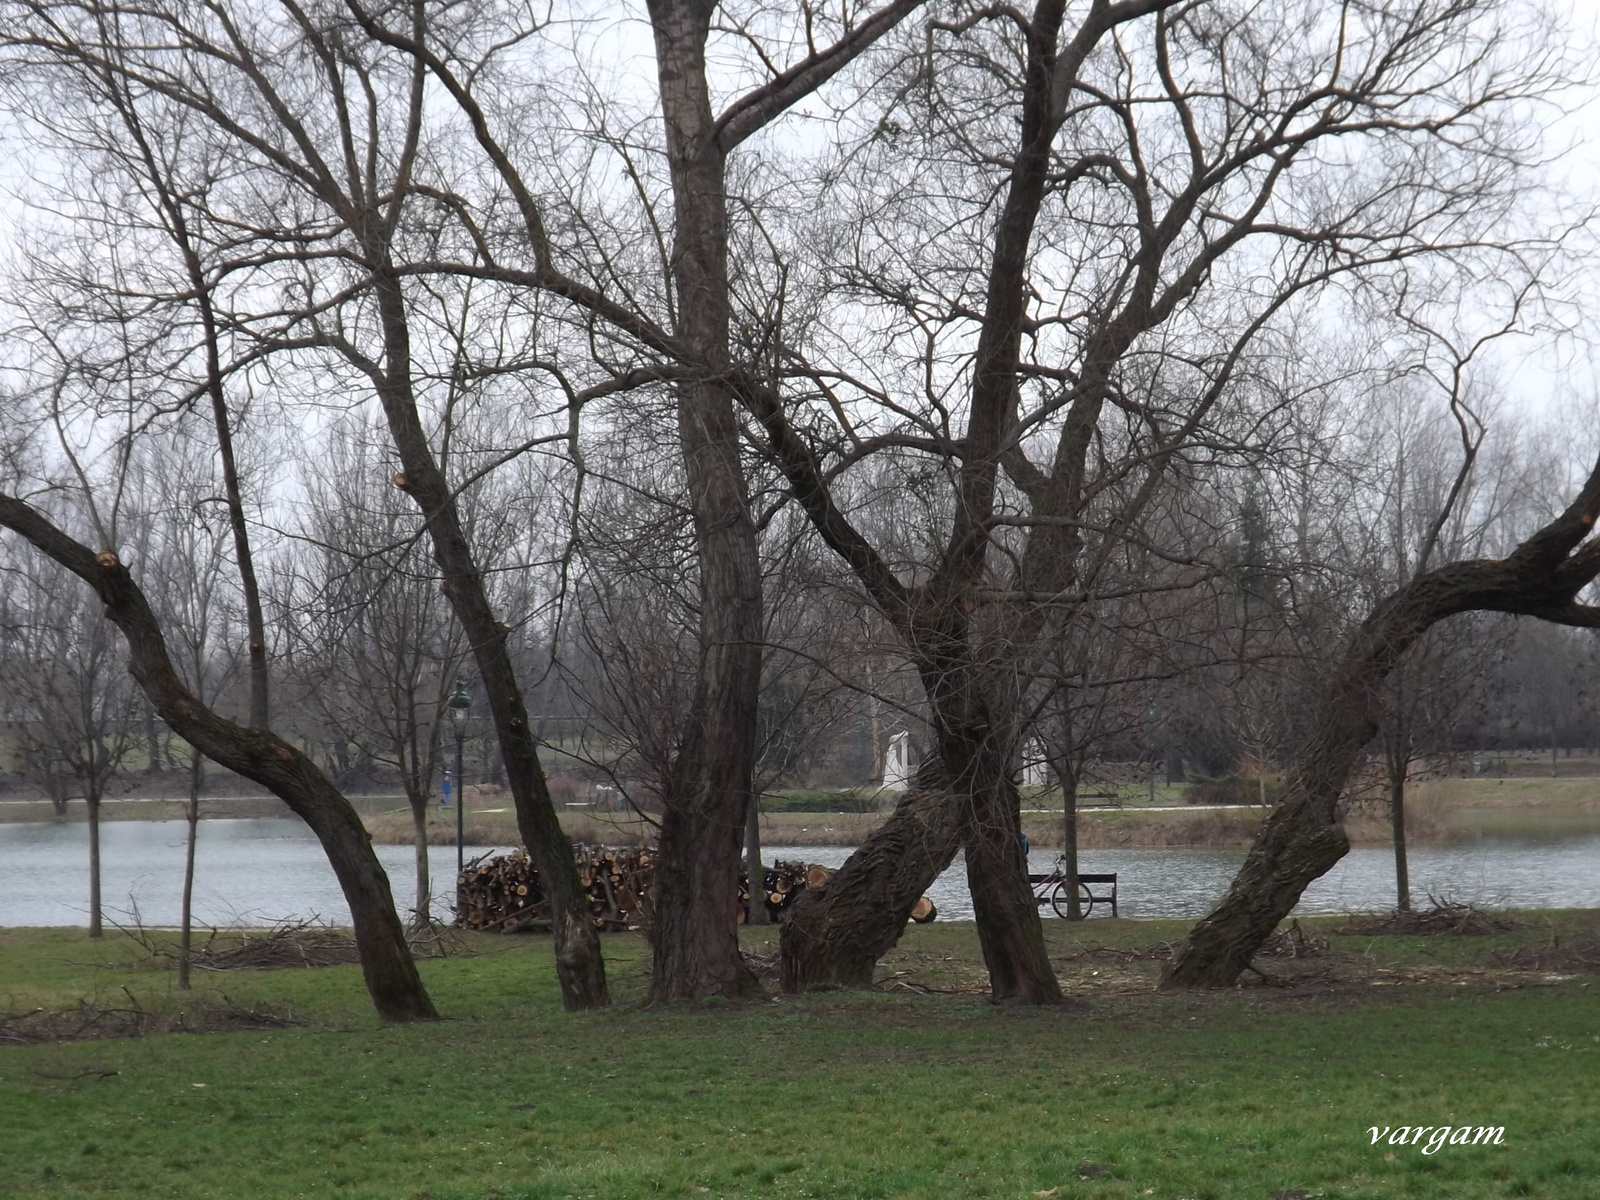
[446,681,472,893]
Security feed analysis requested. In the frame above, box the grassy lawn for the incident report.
[2,917,1597,1200]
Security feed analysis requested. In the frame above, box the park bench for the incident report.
[1075,790,1121,808]
[1028,865,1119,918]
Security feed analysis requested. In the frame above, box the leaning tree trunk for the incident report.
[368,266,607,1011]
[1163,465,1600,988]
[0,497,437,1023]
[780,773,964,991]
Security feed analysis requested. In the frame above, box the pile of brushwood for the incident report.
[456,847,937,933]
[124,917,460,970]
[1338,899,1527,937]
[0,993,299,1045]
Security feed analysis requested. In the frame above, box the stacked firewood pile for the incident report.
[455,847,936,932]
[454,845,656,933]
[741,860,828,923]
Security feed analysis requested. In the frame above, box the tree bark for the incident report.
[1163,463,1600,988]
[744,794,767,926]
[0,495,437,1022]
[368,266,608,1011]
[1388,756,1411,913]
[1054,746,1082,920]
[644,0,764,1002]
[410,786,432,929]
[178,747,201,989]
[946,727,1062,1005]
[86,791,102,939]
[780,774,964,990]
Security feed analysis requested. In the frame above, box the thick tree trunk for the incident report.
[0,497,437,1022]
[1163,471,1600,987]
[777,784,953,992]
[780,776,964,990]
[644,0,765,1002]
[953,743,1061,1005]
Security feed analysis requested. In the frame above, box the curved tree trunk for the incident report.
[1163,464,1600,988]
[0,495,438,1023]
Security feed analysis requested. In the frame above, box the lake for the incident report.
[1,815,1595,928]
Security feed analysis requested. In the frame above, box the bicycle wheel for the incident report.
[1051,880,1094,920]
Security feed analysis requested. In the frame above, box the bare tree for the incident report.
[283,419,472,929]
[1,542,138,937]
[339,0,932,999]
[749,0,1572,1000]
[1163,451,1600,987]
[137,438,243,986]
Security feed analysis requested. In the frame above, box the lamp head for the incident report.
[446,681,471,732]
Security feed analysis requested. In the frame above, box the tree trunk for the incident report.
[1389,761,1411,913]
[957,749,1062,1005]
[86,791,102,939]
[178,748,201,989]
[1055,749,1082,921]
[744,793,767,926]
[780,776,963,990]
[0,497,437,1022]
[367,266,607,1012]
[410,786,431,929]
[644,0,765,1002]
[1163,469,1600,988]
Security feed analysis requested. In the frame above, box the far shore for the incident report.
[5,776,1598,850]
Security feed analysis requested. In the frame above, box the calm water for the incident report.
[0,819,515,928]
[1,816,1595,927]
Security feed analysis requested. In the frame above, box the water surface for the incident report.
[1,818,1594,928]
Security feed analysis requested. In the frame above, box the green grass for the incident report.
[2,920,1597,1199]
